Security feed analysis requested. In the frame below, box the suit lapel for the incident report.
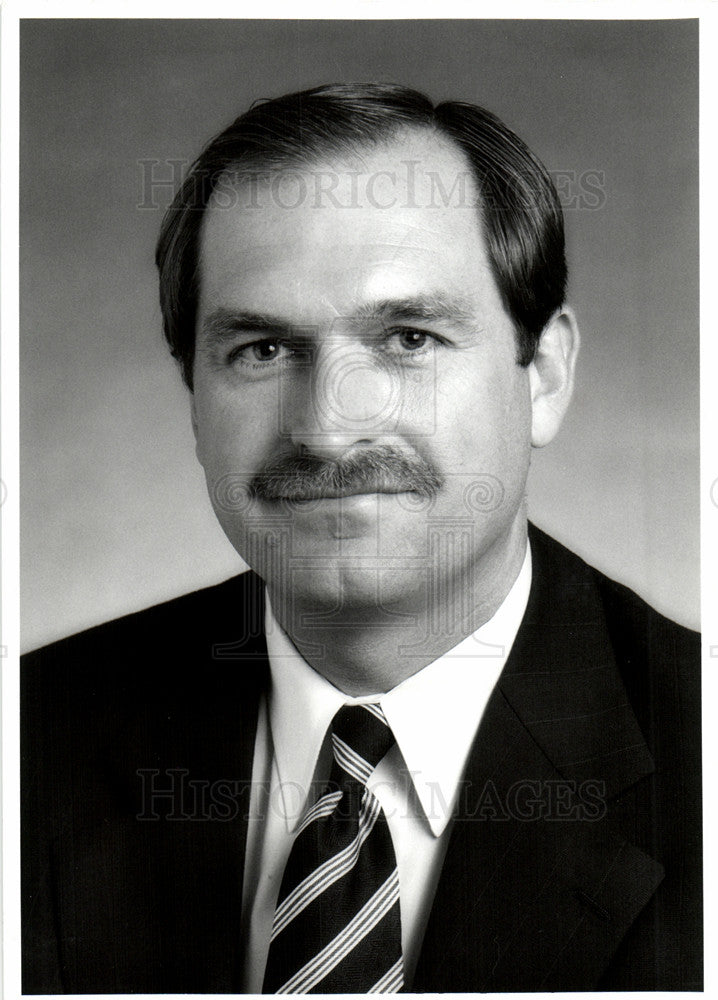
[412,526,663,992]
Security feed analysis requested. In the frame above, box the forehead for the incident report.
[197,130,499,325]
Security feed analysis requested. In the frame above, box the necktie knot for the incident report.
[331,704,395,779]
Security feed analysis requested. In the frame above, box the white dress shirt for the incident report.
[240,543,532,992]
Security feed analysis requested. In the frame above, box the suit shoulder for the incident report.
[595,568,699,656]
[594,569,700,733]
[528,521,699,650]
[22,571,263,670]
[528,522,700,737]
[21,570,268,744]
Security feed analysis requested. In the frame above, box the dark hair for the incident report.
[156,83,566,390]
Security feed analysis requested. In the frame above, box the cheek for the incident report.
[193,395,232,470]
[391,365,445,439]
[426,365,487,455]
[193,381,279,473]
[428,363,532,473]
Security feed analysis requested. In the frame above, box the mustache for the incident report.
[250,445,444,502]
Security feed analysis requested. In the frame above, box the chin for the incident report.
[270,563,428,620]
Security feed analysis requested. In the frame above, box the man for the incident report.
[22,83,701,993]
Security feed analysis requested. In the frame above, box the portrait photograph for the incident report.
[6,11,704,996]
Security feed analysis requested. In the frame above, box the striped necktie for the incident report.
[262,703,404,994]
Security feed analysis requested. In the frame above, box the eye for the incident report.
[249,339,282,361]
[227,337,288,365]
[396,328,429,351]
[384,327,444,355]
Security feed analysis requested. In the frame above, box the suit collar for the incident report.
[412,524,663,992]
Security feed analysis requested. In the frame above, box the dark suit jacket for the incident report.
[21,524,702,992]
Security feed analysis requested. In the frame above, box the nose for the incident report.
[287,342,401,459]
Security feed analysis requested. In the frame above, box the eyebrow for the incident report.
[200,308,293,342]
[354,294,478,328]
[200,293,479,343]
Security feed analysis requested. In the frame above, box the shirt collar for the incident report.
[265,541,532,836]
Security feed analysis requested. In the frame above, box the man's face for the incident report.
[192,130,534,615]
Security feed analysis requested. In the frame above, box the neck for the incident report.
[267,519,528,696]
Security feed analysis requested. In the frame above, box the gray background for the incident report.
[20,18,699,650]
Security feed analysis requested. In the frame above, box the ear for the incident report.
[529,307,580,448]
